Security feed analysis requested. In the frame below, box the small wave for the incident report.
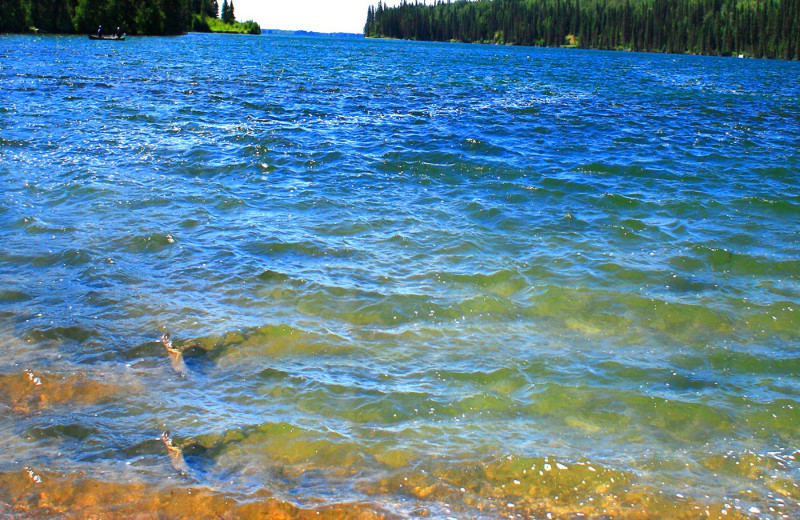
[27,423,99,442]
[505,105,540,116]
[435,269,529,298]
[153,323,357,363]
[20,216,79,235]
[460,137,510,157]
[255,269,292,283]
[598,192,643,208]
[214,197,247,210]
[0,137,30,147]
[114,232,176,253]
[0,289,30,302]
[595,359,724,393]
[25,325,98,344]
[734,195,800,215]
[577,161,656,178]
[257,367,304,383]
[31,248,93,267]
[414,366,531,393]
[692,245,800,277]
[244,239,353,260]
[665,274,719,294]
[123,113,157,123]
[539,176,590,194]
[523,285,733,339]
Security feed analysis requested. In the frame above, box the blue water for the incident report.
[1,33,799,519]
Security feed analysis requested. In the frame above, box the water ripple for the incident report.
[1,33,799,519]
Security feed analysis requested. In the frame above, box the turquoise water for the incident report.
[1,33,799,519]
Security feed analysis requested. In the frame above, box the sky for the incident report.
[233,0,404,34]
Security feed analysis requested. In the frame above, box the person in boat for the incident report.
[97,25,103,37]
[115,26,122,38]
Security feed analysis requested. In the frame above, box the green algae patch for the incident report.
[744,399,800,439]
[371,446,415,469]
[182,422,366,474]
[166,323,342,362]
[523,285,737,341]
[219,330,245,347]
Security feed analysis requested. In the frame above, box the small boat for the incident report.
[89,34,126,41]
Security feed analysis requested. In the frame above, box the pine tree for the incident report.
[221,0,230,23]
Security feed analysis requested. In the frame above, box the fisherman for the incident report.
[97,25,103,37]
[115,26,122,38]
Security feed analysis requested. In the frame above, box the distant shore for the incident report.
[363,35,760,59]
[364,0,800,60]
[262,29,363,39]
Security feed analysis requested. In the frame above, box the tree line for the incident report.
[0,0,258,35]
[365,0,800,60]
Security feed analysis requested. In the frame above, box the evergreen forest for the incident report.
[0,0,259,35]
[365,0,800,60]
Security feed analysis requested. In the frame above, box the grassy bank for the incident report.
[191,15,260,35]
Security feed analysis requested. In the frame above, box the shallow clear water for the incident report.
[1,33,799,519]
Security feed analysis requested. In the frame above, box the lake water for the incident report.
[1,33,799,519]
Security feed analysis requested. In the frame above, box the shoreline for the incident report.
[364,34,759,60]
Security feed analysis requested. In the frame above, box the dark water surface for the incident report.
[1,33,799,519]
